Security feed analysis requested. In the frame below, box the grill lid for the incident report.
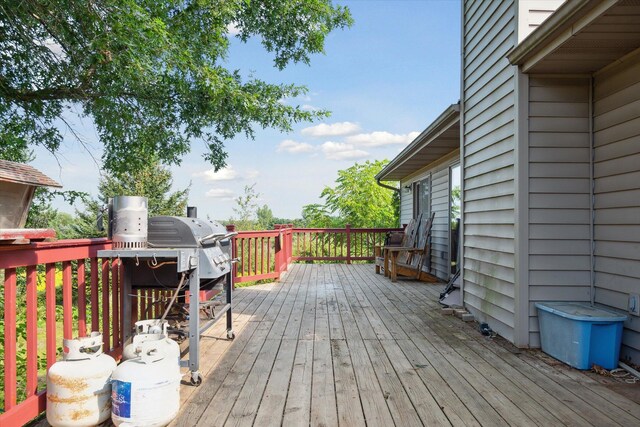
[147,216,227,248]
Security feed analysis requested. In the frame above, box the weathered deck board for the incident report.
[172,264,640,427]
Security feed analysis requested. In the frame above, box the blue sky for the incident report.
[32,0,461,221]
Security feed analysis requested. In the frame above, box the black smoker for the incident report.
[98,196,236,385]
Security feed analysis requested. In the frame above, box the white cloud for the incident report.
[321,141,369,161]
[301,104,319,111]
[205,188,235,200]
[227,22,240,35]
[196,166,238,181]
[345,131,420,147]
[301,122,361,138]
[277,139,315,154]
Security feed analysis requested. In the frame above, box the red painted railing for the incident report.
[229,225,401,283]
[0,225,399,425]
[0,239,120,426]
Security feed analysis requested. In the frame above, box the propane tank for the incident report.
[111,334,181,427]
[122,319,179,361]
[46,332,117,427]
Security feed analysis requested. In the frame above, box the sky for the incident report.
[31,0,461,222]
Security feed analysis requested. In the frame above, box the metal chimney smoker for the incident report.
[98,196,237,385]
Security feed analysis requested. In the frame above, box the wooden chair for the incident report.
[374,214,421,275]
[385,212,438,283]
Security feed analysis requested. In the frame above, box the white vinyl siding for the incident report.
[399,179,413,226]
[517,1,565,42]
[527,76,592,347]
[398,157,458,281]
[593,52,640,363]
[462,0,517,341]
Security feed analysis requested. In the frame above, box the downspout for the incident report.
[376,177,401,227]
[376,177,400,194]
[589,76,595,306]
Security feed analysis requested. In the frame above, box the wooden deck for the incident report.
[172,264,640,427]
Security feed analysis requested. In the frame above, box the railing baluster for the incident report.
[90,258,99,332]
[101,259,110,350]
[46,263,57,368]
[26,265,38,397]
[62,261,73,339]
[4,268,17,410]
[77,259,87,337]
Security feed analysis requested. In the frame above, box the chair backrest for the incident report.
[403,212,435,268]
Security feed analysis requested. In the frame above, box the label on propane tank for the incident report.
[112,377,180,422]
[111,380,132,418]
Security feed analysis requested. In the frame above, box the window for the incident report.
[450,164,461,274]
[413,175,431,218]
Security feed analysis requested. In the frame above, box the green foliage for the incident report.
[0,0,353,174]
[304,160,399,228]
[73,160,189,237]
[231,183,260,231]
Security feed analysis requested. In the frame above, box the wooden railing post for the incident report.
[346,224,352,264]
[274,224,283,278]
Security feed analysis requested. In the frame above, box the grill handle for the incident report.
[199,231,238,246]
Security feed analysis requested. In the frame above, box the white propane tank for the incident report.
[122,319,177,361]
[111,334,181,427]
[46,332,117,427]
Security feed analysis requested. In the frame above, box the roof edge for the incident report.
[507,0,606,66]
[376,103,460,181]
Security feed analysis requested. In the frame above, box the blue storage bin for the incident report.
[535,302,627,370]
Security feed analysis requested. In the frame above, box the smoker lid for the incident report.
[147,216,226,248]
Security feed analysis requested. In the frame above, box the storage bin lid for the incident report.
[535,302,627,322]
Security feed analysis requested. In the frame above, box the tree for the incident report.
[73,160,189,237]
[231,183,260,231]
[256,204,274,230]
[0,1,353,174]
[305,160,398,228]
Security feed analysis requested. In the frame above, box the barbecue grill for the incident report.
[98,196,236,385]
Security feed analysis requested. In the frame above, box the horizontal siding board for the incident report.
[529,270,591,286]
[529,193,590,209]
[530,162,590,178]
[464,180,514,202]
[594,152,640,178]
[529,131,589,147]
[529,286,591,301]
[464,194,514,213]
[529,101,589,117]
[465,235,514,253]
[593,189,640,209]
[530,255,591,271]
[529,178,590,194]
[529,147,590,162]
[529,117,589,133]
[594,225,640,242]
[464,165,514,190]
[594,241,640,261]
[594,135,640,162]
[594,98,640,131]
[465,68,514,112]
[465,151,514,179]
[594,80,640,115]
[529,208,590,224]
[595,206,640,224]
[529,224,590,240]
[529,239,591,255]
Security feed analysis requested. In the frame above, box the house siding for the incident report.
[527,76,592,347]
[399,179,413,226]
[462,0,517,341]
[517,1,565,42]
[398,154,459,281]
[593,52,640,363]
